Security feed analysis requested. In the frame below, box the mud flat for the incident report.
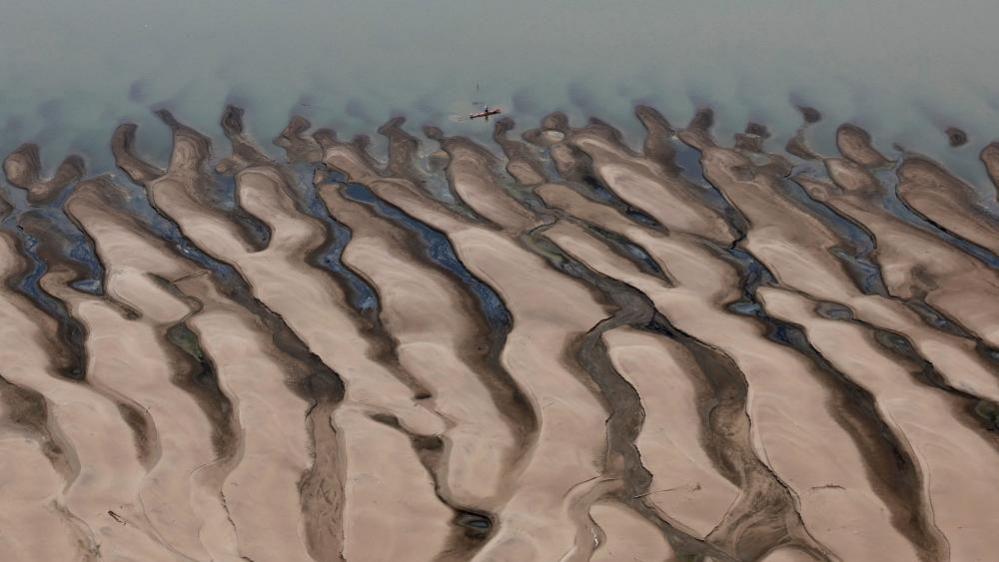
[1,105,997,562]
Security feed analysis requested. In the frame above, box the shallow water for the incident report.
[3,0,999,203]
[287,168,380,313]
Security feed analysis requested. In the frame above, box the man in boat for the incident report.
[469,106,502,121]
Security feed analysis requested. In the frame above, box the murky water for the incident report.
[3,0,999,202]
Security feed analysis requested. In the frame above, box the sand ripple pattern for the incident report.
[0,105,997,562]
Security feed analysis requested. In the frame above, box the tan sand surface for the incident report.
[229,167,444,433]
[78,299,233,559]
[335,404,453,561]
[535,183,739,300]
[846,295,999,402]
[0,235,179,560]
[2,143,84,204]
[980,142,999,196]
[0,421,81,560]
[589,499,676,562]
[681,142,999,402]
[818,159,999,345]
[759,548,820,562]
[697,146,854,300]
[433,136,539,232]
[323,142,614,561]
[760,287,999,562]
[897,157,999,254]
[567,131,736,243]
[177,288,316,562]
[66,183,325,560]
[836,124,891,168]
[135,135,442,435]
[603,327,740,538]
[158,165,449,557]
[446,228,611,561]
[4,107,997,562]
[544,221,921,561]
[321,187,517,507]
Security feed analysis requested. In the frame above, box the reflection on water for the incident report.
[2,0,999,202]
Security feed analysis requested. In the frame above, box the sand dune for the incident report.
[1,105,997,562]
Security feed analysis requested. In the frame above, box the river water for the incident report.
[2,0,999,199]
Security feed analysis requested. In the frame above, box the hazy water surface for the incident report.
[3,0,999,196]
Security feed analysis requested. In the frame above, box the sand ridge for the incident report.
[1,105,997,561]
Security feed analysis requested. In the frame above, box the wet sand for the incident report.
[1,105,997,562]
